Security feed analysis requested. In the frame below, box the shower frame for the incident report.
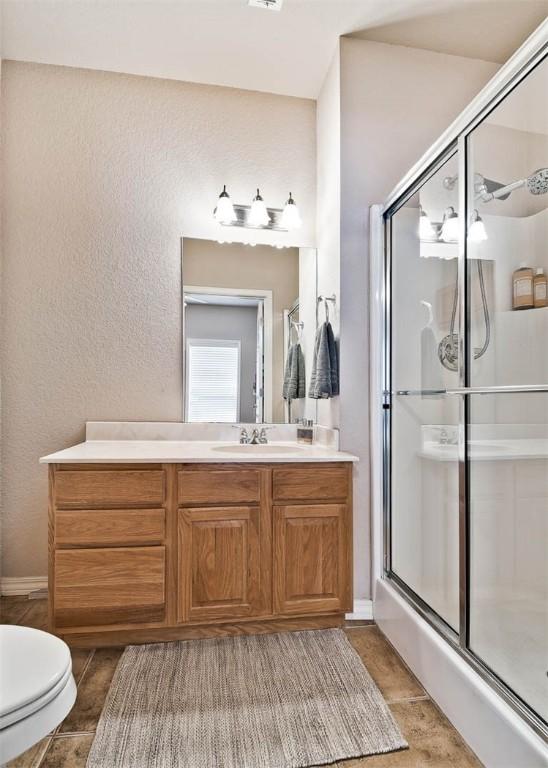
[380,28,548,741]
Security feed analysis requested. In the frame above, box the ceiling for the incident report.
[1,0,547,99]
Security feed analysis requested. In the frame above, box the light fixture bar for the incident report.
[219,204,288,231]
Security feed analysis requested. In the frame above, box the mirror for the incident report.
[182,238,318,424]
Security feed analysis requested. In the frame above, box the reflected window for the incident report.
[186,339,240,423]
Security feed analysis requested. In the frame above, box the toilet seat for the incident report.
[0,661,73,729]
[0,625,72,724]
[0,625,76,764]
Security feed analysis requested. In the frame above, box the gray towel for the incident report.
[283,342,306,400]
[308,321,339,399]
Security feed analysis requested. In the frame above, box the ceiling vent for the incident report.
[248,0,283,10]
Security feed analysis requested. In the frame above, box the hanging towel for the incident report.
[283,343,306,400]
[308,321,339,399]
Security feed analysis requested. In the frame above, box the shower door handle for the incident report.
[393,389,447,396]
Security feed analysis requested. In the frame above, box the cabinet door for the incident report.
[274,504,351,615]
[54,546,166,629]
[178,506,263,623]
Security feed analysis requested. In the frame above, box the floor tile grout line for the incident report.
[34,735,54,768]
[76,649,96,686]
[387,694,430,704]
[343,624,376,630]
[36,732,95,768]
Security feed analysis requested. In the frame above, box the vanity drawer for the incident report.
[55,508,166,548]
[54,469,166,508]
[272,465,350,502]
[54,546,166,628]
[178,468,261,505]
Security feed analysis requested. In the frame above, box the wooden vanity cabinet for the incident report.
[274,504,350,615]
[48,462,353,647]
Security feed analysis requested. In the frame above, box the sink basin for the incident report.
[213,443,304,455]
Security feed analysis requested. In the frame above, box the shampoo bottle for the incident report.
[534,268,548,308]
[512,265,534,310]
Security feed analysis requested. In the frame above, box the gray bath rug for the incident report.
[86,629,407,768]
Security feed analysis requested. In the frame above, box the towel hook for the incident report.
[317,294,336,324]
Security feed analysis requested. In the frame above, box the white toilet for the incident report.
[0,624,77,764]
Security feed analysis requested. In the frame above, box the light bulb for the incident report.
[469,210,487,243]
[213,185,236,224]
[248,189,270,227]
[280,192,302,230]
[441,206,459,242]
[418,205,436,240]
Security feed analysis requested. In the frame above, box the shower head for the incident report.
[526,167,548,195]
[480,167,548,202]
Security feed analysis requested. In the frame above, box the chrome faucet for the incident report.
[234,426,271,444]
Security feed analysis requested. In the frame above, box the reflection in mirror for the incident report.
[182,238,317,424]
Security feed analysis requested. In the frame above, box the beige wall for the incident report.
[0,61,315,579]
[315,46,341,431]
[182,239,299,423]
[315,39,499,600]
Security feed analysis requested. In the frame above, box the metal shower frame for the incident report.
[380,23,548,741]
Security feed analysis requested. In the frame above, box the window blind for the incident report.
[186,339,240,422]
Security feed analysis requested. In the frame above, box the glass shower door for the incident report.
[390,151,461,632]
[384,36,548,738]
[466,55,548,724]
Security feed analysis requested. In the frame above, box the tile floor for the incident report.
[2,596,483,767]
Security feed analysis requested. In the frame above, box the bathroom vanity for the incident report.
[42,424,357,647]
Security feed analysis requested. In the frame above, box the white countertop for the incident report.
[40,440,359,464]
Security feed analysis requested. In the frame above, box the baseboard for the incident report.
[1,576,48,596]
[345,599,373,621]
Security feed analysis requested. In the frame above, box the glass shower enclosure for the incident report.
[382,42,547,738]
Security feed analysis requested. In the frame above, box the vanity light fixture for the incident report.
[280,192,302,230]
[469,209,488,243]
[213,185,236,225]
[440,206,459,242]
[248,188,270,227]
[418,205,436,240]
[213,187,302,232]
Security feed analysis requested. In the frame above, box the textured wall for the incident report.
[1,61,315,578]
